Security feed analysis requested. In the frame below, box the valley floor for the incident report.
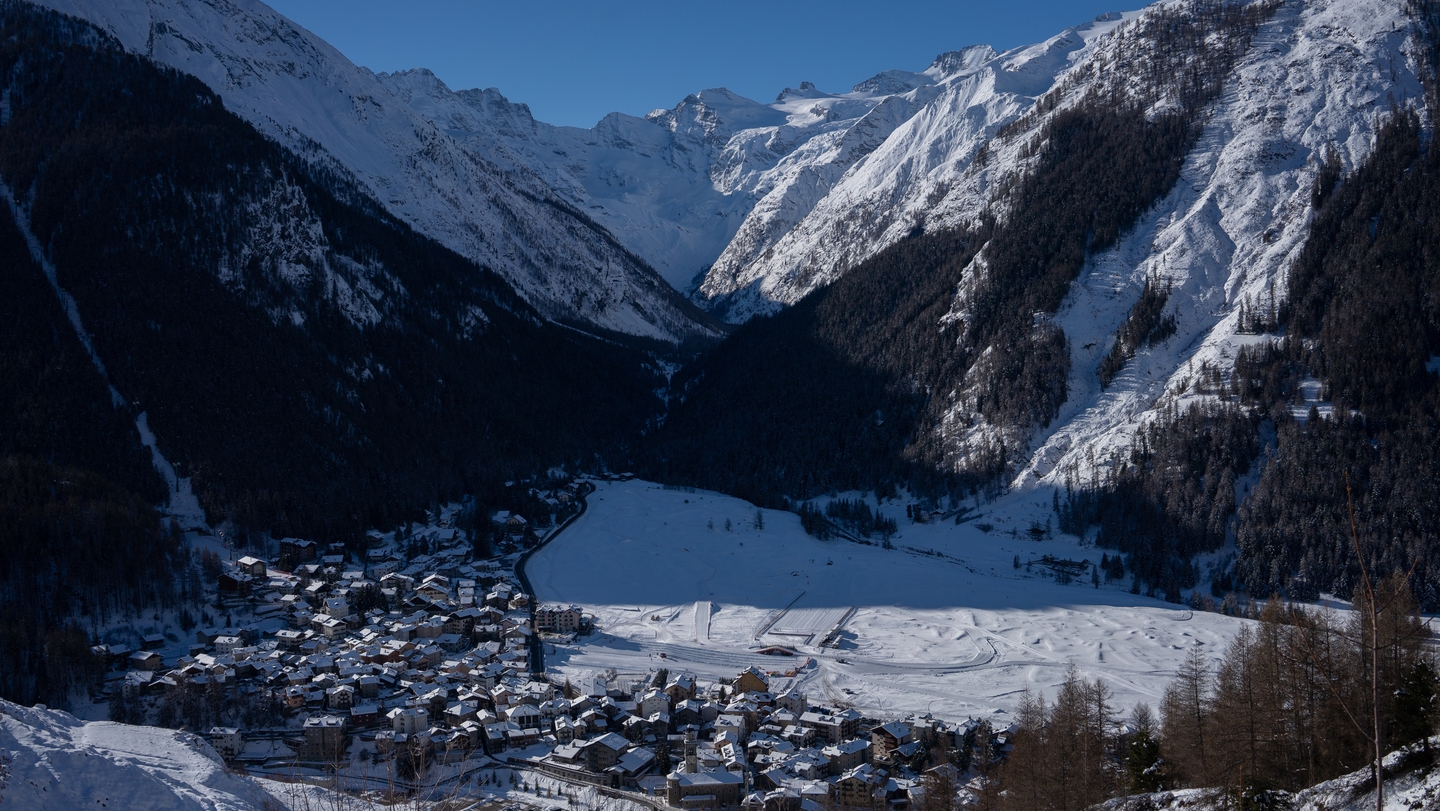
[528,480,1255,722]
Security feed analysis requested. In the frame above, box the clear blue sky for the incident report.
[267,0,1145,128]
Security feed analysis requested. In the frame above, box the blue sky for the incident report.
[267,1,1145,128]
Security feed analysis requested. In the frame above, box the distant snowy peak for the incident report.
[927,44,1001,78]
[34,0,720,343]
[370,29,1070,302]
[852,69,931,95]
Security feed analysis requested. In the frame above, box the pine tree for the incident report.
[1160,645,1213,786]
[1126,703,1164,793]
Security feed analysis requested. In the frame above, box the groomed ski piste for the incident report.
[527,479,1256,722]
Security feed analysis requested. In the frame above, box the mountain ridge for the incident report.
[34,0,722,343]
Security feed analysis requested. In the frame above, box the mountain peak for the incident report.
[927,44,999,77]
[775,81,829,103]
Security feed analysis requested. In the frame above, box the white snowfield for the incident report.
[34,0,718,343]
[0,701,277,810]
[528,481,1255,721]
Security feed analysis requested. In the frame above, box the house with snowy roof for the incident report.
[871,721,913,764]
[733,666,769,694]
[536,603,583,632]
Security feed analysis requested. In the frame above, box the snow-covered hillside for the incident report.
[698,0,1423,334]
[374,23,1136,320]
[0,701,279,810]
[27,0,1430,493]
[992,0,1422,490]
[695,15,1136,320]
[33,0,718,343]
[1095,738,1440,811]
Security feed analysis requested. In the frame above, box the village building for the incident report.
[208,727,242,760]
[832,764,885,808]
[217,572,253,597]
[800,709,862,744]
[824,737,872,774]
[128,650,164,671]
[584,732,632,771]
[390,706,429,735]
[235,556,267,577]
[733,666,769,695]
[279,538,318,562]
[871,722,913,764]
[536,603,584,633]
[666,769,745,809]
[665,672,698,704]
[300,716,347,764]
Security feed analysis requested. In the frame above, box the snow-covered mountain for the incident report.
[374,68,942,300]
[695,17,1137,320]
[34,0,719,343]
[640,0,1431,517]
[373,29,1135,322]
[0,701,279,810]
[23,0,1431,494]
[980,0,1421,490]
[391,0,1422,499]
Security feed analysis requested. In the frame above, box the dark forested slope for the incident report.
[0,192,180,706]
[0,1,663,544]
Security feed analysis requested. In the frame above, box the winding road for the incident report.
[514,479,593,674]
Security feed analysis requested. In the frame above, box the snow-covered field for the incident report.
[528,480,1254,722]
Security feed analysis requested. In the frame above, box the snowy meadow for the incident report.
[528,480,1255,722]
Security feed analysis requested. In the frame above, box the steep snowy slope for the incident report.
[377,71,753,293]
[1094,738,1440,811]
[642,0,1429,516]
[0,701,278,810]
[34,0,718,342]
[696,16,1135,319]
[1002,0,1422,490]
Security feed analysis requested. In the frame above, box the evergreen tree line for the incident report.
[824,498,899,539]
[1056,403,1262,602]
[642,1,1277,504]
[1232,107,1440,609]
[0,165,184,707]
[0,457,185,707]
[980,584,1438,810]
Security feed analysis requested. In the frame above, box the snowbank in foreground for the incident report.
[0,701,279,810]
